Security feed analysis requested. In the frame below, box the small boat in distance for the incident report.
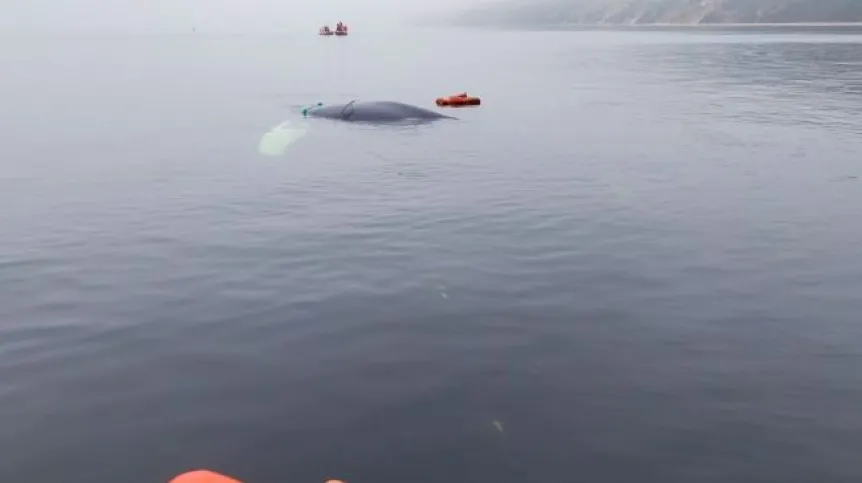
[319,25,333,35]
[334,21,348,36]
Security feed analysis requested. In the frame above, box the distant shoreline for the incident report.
[449,21,862,30]
[556,22,862,27]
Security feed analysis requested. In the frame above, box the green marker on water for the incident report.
[302,102,323,117]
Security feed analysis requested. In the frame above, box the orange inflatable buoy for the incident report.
[436,92,481,107]
[171,470,243,483]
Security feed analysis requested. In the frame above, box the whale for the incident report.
[303,100,456,124]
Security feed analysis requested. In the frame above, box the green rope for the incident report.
[301,102,324,117]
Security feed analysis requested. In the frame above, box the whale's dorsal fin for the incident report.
[341,100,358,119]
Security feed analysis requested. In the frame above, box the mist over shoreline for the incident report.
[441,0,862,27]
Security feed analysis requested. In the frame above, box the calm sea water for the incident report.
[2,26,862,483]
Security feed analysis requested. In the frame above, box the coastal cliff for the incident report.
[452,0,862,26]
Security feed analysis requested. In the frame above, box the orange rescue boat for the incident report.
[435,92,481,107]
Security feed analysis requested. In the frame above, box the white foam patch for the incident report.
[258,121,308,156]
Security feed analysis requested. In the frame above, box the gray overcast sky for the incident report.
[0,0,500,33]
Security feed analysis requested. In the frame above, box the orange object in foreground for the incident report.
[170,470,346,483]
[435,92,481,107]
[171,470,244,483]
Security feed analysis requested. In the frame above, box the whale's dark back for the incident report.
[309,101,455,123]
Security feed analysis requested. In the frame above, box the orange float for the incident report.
[435,92,481,107]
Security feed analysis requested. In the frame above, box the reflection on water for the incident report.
[2,28,862,483]
[625,33,862,134]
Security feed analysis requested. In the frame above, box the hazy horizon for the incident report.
[0,0,503,34]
